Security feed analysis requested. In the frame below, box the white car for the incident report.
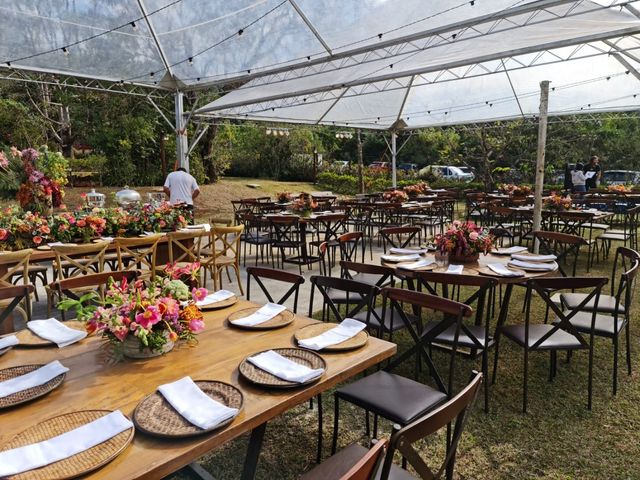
[419,165,475,182]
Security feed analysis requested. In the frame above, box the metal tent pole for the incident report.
[532,80,550,253]
[174,91,189,171]
[391,131,397,189]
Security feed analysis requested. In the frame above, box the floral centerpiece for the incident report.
[290,192,317,217]
[58,268,207,358]
[276,191,294,203]
[0,207,51,250]
[163,261,201,289]
[543,192,572,211]
[403,182,430,198]
[607,184,632,193]
[434,220,494,263]
[383,189,409,204]
[498,184,533,196]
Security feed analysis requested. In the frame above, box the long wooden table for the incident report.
[0,300,396,479]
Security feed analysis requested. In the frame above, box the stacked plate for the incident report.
[508,252,558,272]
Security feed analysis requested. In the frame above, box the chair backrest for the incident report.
[114,234,162,280]
[0,285,34,331]
[533,230,586,277]
[380,226,420,251]
[246,266,305,313]
[381,287,473,395]
[211,225,244,266]
[315,213,346,243]
[269,215,301,245]
[340,261,394,288]
[0,249,32,287]
[610,246,640,317]
[309,275,379,324]
[530,276,608,350]
[338,232,365,264]
[379,372,483,480]
[51,242,109,280]
[318,241,331,277]
[341,439,388,480]
[166,230,202,264]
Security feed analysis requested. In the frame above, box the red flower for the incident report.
[0,229,8,241]
[32,235,43,245]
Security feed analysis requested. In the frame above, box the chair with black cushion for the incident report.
[309,275,379,328]
[331,287,472,453]
[0,285,34,333]
[557,246,639,395]
[246,267,305,313]
[307,372,482,480]
[599,205,640,257]
[379,226,421,253]
[494,276,608,412]
[55,271,138,321]
[269,215,308,273]
[309,213,347,262]
[414,272,497,412]
[301,439,387,480]
[239,211,273,267]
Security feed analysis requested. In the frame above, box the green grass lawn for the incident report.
[170,253,640,479]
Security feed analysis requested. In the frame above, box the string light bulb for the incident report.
[61,47,69,57]
[130,21,138,30]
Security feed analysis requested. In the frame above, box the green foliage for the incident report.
[38,146,69,186]
[0,99,46,147]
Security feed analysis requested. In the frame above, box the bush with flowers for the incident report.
[543,192,572,211]
[498,184,533,196]
[434,220,494,258]
[607,184,632,193]
[58,267,207,355]
[403,182,430,198]
[383,189,409,203]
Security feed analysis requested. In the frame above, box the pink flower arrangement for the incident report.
[383,189,409,203]
[58,266,206,355]
[435,220,494,257]
[543,192,572,211]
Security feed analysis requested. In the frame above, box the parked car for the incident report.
[602,170,640,185]
[398,163,419,172]
[457,166,476,180]
[418,165,475,182]
[369,161,391,172]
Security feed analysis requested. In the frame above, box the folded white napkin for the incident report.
[446,264,464,274]
[487,263,524,277]
[494,246,528,255]
[27,319,87,348]
[398,259,435,271]
[511,253,557,262]
[0,410,133,477]
[508,259,556,271]
[230,303,286,327]
[0,335,19,350]
[187,223,211,232]
[158,377,238,430]
[389,247,429,255]
[47,242,66,247]
[247,350,324,383]
[298,319,366,351]
[197,290,234,307]
[381,254,421,263]
[99,236,114,242]
[0,360,69,399]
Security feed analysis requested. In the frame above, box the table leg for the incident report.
[492,283,514,385]
[241,422,267,480]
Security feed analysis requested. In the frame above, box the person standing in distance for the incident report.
[583,155,602,191]
[163,167,200,223]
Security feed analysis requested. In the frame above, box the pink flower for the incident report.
[159,297,180,319]
[191,287,208,302]
[0,229,8,241]
[189,318,205,332]
[135,305,161,329]
[0,152,8,169]
[469,231,479,241]
[112,326,129,342]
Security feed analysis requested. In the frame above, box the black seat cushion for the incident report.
[352,272,392,287]
[352,307,418,332]
[561,293,623,315]
[422,321,493,350]
[336,371,447,425]
[501,324,584,350]
[552,311,626,337]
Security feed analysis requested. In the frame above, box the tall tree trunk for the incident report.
[200,124,219,183]
[357,129,364,193]
[59,105,73,158]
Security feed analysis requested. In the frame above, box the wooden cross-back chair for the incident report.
[201,225,244,294]
[0,285,34,333]
[114,234,162,281]
[246,266,305,313]
[47,242,109,316]
[56,271,139,321]
[165,230,202,266]
[0,249,33,327]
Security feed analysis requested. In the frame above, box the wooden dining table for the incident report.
[0,300,396,479]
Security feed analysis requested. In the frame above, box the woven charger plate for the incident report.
[227,307,294,330]
[199,296,238,311]
[0,364,66,410]
[294,323,368,352]
[14,321,86,348]
[239,348,326,388]
[2,409,134,480]
[477,266,525,278]
[133,381,243,438]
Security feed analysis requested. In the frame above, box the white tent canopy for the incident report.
[196,0,640,129]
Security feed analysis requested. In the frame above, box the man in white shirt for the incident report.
[163,168,200,222]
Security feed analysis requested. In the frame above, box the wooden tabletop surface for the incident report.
[0,300,396,479]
